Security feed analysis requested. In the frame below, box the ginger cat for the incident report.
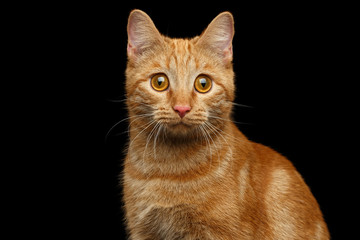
[123,9,329,239]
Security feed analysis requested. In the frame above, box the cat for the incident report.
[122,9,329,239]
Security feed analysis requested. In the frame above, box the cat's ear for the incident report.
[127,9,163,60]
[196,12,234,63]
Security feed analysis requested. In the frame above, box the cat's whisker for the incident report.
[116,117,156,138]
[129,119,157,150]
[197,126,207,149]
[226,101,253,108]
[112,98,154,112]
[195,126,200,143]
[106,113,153,141]
[143,122,161,161]
[198,126,208,161]
[199,124,213,168]
[204,122,234,160]
[107,98,127,103]
[127,114,154,136]
[205,122,227,145]
[206,121,245,144]
[160,121,168,143]
[207,115,249,125]
[153,124,163,160]
[111,125,142,138]
[202,122,221,165]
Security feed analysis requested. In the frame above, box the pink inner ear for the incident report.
[127,18,138,58]
[127,10,162,59]
[128,20,138,46]
[196,12,234,63]
[127,42,136,58]
[223,44,233,62]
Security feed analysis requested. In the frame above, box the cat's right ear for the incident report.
[127,10,163,60]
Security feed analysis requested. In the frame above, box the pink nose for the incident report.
[173,105,191,118]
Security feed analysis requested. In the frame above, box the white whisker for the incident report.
[202,122,220,164]
[206,121,244,144]
[105,113,153,141]
[143,122,160,161]
[205,121,233,159]
[199,124,213,168]
[153,124,162,160]
[129,120,157,150]
[207,115,249,125]
[227,101,253,108]
[107,98,127,103]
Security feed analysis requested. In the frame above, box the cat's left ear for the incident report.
[196,12,234,64]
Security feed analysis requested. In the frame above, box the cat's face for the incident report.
[126,10,235,139]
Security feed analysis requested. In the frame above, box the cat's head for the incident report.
[125,10,235,139]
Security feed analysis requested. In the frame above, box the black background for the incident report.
[27,2,355,239]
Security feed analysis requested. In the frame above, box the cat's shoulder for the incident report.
[250,141,295,170]
[247,141,305,191]
[248,142,327,238]
[249,141,317,204]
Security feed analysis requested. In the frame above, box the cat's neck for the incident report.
[126,122,245,179]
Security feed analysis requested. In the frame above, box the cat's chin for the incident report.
[165,122,198,138]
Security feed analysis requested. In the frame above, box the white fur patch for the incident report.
[314,221,325,240]
[266,169,297,239]
[238,161,249,202]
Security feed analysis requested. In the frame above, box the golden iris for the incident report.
[194,75,212,93]
[151,73,169,91]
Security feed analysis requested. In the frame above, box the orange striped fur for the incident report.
[123,9,329,239]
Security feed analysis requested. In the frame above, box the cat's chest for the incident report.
[125,174,210,207]
[124,174,242,239]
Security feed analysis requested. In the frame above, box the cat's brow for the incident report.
[167,40,194,73]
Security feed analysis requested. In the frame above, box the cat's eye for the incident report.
[151,73,169,91]
[194,75,212,93]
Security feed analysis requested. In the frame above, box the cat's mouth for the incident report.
[167,120,193,128]
[158,117,206,137]
[154,113,208,137]
[160,117,204,127]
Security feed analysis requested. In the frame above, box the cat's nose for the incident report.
[173,105,191,118]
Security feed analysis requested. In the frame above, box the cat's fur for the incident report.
[123,9,329,239]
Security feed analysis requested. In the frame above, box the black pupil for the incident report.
[157,76,165,86]
[200,78,207,88]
